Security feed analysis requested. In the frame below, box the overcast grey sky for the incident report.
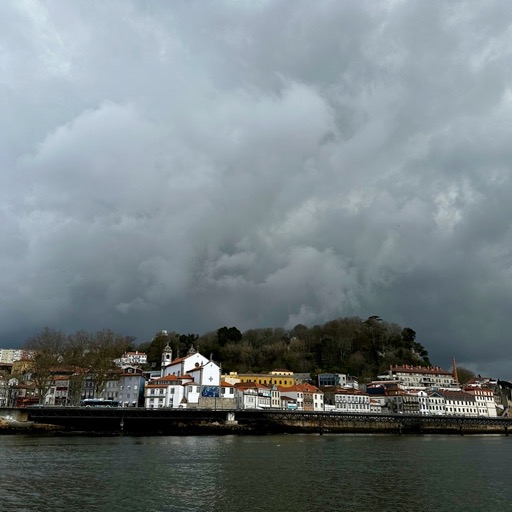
[1,1,512,377]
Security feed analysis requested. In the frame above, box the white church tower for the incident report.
[160,332,173,377]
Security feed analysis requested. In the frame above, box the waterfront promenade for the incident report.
[1,407,511,436]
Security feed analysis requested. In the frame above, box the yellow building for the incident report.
[222,369,295,388]
[11,359,34,376]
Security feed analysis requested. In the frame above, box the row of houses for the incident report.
[0,345,504,418]
[0,366,147,408]
[0,375,499,419]
[369,386,498,417]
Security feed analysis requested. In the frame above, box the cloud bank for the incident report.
[2,0,512,377]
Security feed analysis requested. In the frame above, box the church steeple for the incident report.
[452,356,459,385]
[161,332,173,371]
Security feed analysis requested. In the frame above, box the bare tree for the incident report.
[457,366,476,385]
[64,330,93,405]
[24,327,66,404]
[88,329,131,397]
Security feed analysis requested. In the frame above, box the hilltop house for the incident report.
[383,365,457,390]
[114,351,148,368]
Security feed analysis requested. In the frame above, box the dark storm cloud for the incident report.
[1,0,512,378]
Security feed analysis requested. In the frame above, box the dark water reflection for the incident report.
[0,434,510,512]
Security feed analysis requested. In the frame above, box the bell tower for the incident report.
[160,331,173,374]
[452,356,459,385]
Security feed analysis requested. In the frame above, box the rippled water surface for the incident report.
[1,434,510,512]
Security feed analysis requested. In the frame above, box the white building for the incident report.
[44,375,70,406]
[433,389,478,417]
[270,384,281,408]
[145,374,196,409]
[426,391,445,415]
[187,360,221,388]
[277,383,324,411]
[161,345,210,378]
[384,388,495,418]
[220,381,236,400]
[321,386,370,413]
[385,365,457,390]
[144,345,222,408]
[464,387,497,417]
[234,382,271,409]
[369,397,385,413]
[115,351,148,368]
[0,376,8,406]
[0,349,31,364]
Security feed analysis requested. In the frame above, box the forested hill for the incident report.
[141,316,431,382]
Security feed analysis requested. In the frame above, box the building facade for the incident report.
[144,345,222,408]
[115,351,148,368]
[321,386,370,413]
[318,373,359,389]
[277,383,324,411]
[118,367,146,407]
[234,382,272,409]
[385,365,456,390]
[224,369,295,387]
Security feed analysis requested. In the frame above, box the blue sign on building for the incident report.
[201,386,219,398]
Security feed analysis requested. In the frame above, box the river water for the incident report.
[0,434,510,512]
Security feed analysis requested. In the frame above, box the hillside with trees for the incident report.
[141,316,431,383]
[18,316,432,401]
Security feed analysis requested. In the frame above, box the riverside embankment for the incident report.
[0,409,63,435]
[2,407,511,436]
